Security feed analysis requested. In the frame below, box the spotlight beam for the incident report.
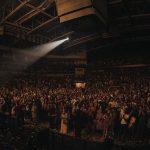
[0,38,69,82]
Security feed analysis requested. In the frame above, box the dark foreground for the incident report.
[0,122,149,150]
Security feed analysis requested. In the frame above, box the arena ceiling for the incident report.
[0,0,150,55]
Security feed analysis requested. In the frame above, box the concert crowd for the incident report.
[0,69,150,147]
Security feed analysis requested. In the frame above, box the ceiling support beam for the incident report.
[5,21,30,31]
[47,24,61,33]
[27,16,58,35]
[114,13,150,21]
[23,3,53,18]
[64,33,101,49]
[0,0,29,25]
[15,0,54,24]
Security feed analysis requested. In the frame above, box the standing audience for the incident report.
[0,69,150,143]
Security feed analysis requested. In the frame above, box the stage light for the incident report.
[66,37,69,41]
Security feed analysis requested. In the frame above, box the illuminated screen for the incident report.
[75,82,86,88]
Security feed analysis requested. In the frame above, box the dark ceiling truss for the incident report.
[5,21,30,31]
[62,0,150,50]
[109,0,150,28]
[27,16,59,35]
[120,24,150,33]
[24,2,54,18]
[64,33,102,49]
[46,24,61,34]
[15,0,55,25]
[4,22,50,44]
[121,0,134,25]
[0,0,29,25]
[109,0,150,17]
[114,13,150,21]
[87,35,150,53]
[0,0,59,44]
[0,0,150,53]
[63,31,120,50]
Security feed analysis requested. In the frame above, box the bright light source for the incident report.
[66,37,69,41]
[75,82,86,88]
